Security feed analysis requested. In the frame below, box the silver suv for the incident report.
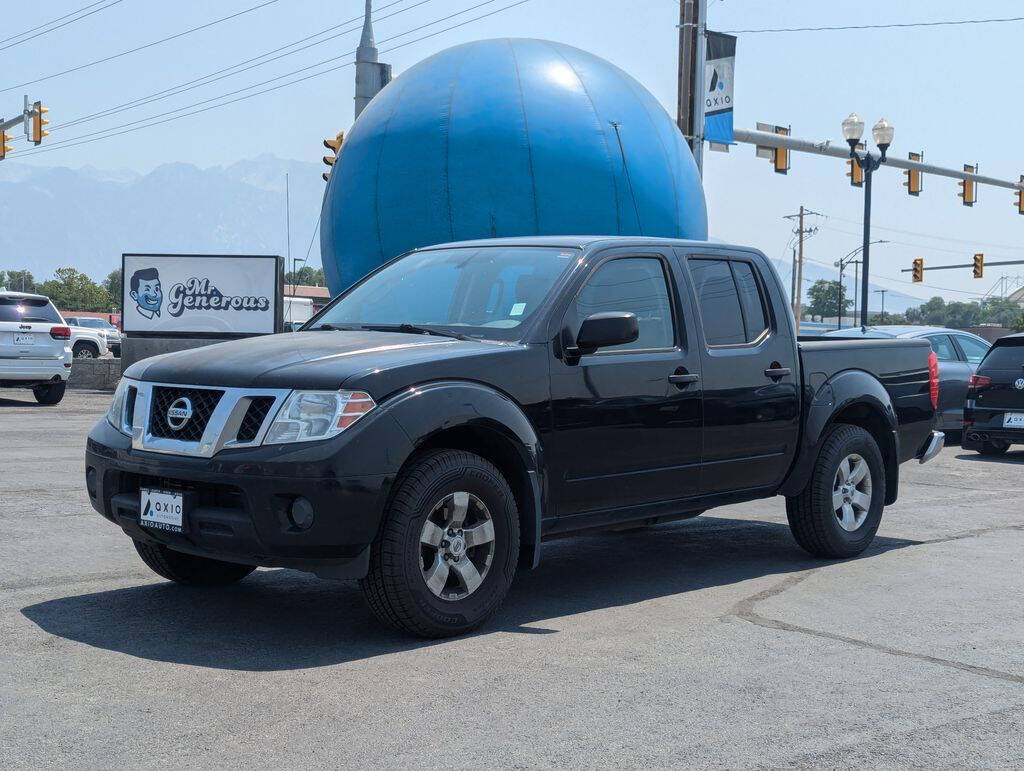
[66,316,122,357]
[0,291,73,404]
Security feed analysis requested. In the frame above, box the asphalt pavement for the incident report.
[1,389,1021,768]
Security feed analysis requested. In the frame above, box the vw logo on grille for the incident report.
[166,397,194,431]
[1015,378,1024,391]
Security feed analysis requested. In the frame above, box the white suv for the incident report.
[0,291,73,404]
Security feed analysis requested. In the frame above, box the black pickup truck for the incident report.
[86,237,943,637]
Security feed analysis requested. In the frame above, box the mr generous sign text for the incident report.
[166,277,271,318]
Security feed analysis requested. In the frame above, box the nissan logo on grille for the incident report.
[166,397,194,431]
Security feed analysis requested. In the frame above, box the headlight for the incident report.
[106,378,133,435]
[263,390,376,445]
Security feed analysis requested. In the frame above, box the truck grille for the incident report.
[149,386,224,441]
[236,397,276,442]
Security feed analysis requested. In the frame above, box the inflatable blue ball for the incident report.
[321,38,708,294]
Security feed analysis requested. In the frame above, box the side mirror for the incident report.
[575,312,639,353]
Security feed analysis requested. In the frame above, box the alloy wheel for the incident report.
[832,453,872,532]
[419,491,495,601]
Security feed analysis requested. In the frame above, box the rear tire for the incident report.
[978,440,1010,456]
[786,424,885,558]
[133,539,256,585]
[32,382,66,405]
[360,449,519,638]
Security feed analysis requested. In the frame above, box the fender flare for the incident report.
[381,380,545,567]
[780,370,900,504]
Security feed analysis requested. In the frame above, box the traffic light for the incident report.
[912,258,924,283]
[31,101,49,145]
[1015,176,1024,215]
[0,130,12,160]
[904,151,923,196]
[772,125,790,175]
[973,253,984,279]
[958,164,977,206]
[846,142,864,187]
[322,130,344,182]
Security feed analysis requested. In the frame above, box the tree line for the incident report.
[0,265,327,313]
[805,279,1024,330]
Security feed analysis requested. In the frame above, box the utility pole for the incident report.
[783,206,820,327]
[873,288,887,321]
[677,0,707,175]
[790,246,797,313]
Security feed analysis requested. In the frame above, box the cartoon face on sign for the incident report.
[130,268,163,319]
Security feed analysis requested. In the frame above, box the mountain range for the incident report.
[0,154,926,313]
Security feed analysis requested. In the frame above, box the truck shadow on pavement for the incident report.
[21,516,920,671]
[954,451,1024,464]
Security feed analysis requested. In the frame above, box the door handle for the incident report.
[668,373,700,385]
[764,366,791,379]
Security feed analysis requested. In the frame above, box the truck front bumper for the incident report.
[85,417,404,580]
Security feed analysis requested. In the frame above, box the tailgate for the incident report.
[0,322,65,359]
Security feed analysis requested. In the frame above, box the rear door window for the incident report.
[688,258,770,346]
[0,297,62,323]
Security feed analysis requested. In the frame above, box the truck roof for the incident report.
[415,235,750,253]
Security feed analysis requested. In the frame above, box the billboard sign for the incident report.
[121,253,282,336]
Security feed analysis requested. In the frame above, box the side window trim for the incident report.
[686,254,773,350]
[564,253,680,356]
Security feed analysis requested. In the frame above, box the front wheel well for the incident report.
[829,403,898,505]
[408,426,539,567]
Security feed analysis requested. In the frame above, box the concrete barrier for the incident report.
[68,357,122,391]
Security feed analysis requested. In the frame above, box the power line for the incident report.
[0,0,110,45]
[48,0,432,134]
[11,0,534,158]
[0,1,123,53]
[0,0,280,94]
[16,0,506,155]
[822,215,1024,254]
[724,16,1024,34]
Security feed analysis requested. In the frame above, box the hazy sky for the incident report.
[4,0,1024,301]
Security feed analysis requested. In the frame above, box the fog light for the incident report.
[86,467,98,499]
[289,497,315,530]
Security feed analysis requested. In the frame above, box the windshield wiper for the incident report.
[359,323,474,341]
[307,323,359,331]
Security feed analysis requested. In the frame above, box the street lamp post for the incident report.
[842,113,894,329]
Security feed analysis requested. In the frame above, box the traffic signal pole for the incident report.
[677,0,707,176]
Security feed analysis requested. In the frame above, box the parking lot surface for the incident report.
[1,389,1022,768]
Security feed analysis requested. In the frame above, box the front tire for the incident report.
[360,449,520,638]
[32,382,66,405]
[786,424,885,558]
[133,540,256,585]
[73,342,98,359]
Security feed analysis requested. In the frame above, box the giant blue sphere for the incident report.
[321,38,708,294]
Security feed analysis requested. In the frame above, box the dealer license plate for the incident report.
[1003,413,1024,428]
[140,488,185,532]
[14,334,33,346]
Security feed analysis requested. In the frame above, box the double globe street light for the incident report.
[842,113,895,328]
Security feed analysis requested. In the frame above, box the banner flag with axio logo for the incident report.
[704,31,736,150]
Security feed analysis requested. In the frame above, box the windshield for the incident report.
[309,246,579,340]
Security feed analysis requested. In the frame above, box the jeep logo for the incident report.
[166,397,193,431]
